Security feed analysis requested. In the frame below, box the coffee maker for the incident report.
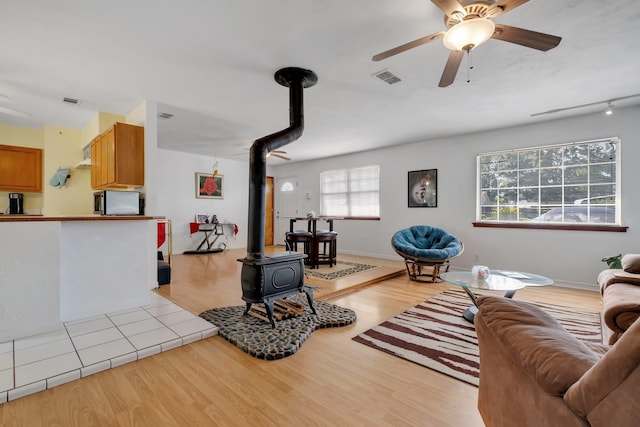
[9,193,24,214]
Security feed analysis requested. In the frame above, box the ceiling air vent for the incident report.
[373,69,401,85]
[62,97,80,105]
[158,112,174,119]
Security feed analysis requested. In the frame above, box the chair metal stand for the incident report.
[285,231,314,266]
[313,231,337,269]
[402,257,452,282]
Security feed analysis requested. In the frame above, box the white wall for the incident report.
[272,105,640,290]
[156,149,249,254]
[59,220,155,321]
[0,222,61,341]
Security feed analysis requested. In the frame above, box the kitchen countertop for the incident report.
[0,215,160,222]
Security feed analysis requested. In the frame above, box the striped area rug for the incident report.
[352,288,601,386]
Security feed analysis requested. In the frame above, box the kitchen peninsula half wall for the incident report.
[0,216,158,342]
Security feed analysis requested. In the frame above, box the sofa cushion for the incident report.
[622,253,640,274]
[476,296,600,396]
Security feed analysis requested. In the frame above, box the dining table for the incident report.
[288,217,342,268]
[289,216,341,234]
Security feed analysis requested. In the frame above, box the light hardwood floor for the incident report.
[0,247,602,426]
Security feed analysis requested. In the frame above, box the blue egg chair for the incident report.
[391,225,464,282]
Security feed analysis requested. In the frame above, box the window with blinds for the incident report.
[320,165,380,218]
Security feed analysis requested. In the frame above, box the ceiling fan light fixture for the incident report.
[443,18,495,51]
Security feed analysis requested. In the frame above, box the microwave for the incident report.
[94,190,143,215]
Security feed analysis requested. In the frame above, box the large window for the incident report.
[320,165,380,218]
[477,137,620,226]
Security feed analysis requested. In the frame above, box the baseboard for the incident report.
[550,280,599,292]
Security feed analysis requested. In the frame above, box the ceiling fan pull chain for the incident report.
[466,49,474,84]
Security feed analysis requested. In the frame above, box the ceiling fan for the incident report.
[372,0,561,87]
[266,150,291,161]
[233,149,292,161]
[0,93,32,119]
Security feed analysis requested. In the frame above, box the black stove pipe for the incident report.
[245,67,318,261]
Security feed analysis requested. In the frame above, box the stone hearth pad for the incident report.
[199,294,356,360]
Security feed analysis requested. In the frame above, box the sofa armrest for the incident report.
[476,296,600,396]
[602,283,640,338]
[598,269,640,295]
[564,315,640,424]
[613,271,640,285]
[598,269,619,295]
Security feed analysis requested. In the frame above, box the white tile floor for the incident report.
[0,292,218,404]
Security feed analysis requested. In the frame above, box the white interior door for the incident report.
[274,177,298,245]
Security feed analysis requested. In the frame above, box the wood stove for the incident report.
[238,67,318,328]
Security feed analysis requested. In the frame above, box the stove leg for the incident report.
[303,287,317,315]
[264,299,277,328]
[243,302,252,316]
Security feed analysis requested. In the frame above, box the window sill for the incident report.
[472,222,628,232]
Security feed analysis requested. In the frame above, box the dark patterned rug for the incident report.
[200,293,356,360]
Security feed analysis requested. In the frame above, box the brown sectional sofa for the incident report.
[475,295,640,427]
[598,253,640,344]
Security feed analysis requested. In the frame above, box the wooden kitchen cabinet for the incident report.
[91,122,144,189]
[90,133,101,189]
[0,144,43,192]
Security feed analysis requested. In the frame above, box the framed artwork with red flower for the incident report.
[195,172,223,199]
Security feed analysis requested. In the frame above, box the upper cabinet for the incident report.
[0,144,43,192]
[91,122,144,189]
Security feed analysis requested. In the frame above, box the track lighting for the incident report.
[531,94,640,117]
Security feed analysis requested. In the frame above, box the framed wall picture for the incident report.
[196,172,223,199]
[408,169,437,208]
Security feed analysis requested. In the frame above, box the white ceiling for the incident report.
[1,0,639,164]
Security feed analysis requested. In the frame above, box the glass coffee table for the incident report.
[489,270,554,294]
[440,270,553,323]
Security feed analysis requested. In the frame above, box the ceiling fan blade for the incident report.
[431,0,466,18]
[372,31,445,61]
[485,0,529,18]
[492,24,561,51]
[270,153,291,161]
[439,49,464,87]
